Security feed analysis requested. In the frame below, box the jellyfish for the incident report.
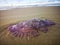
[8,18,55,40]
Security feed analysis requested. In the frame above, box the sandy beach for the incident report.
[0,6,60,45]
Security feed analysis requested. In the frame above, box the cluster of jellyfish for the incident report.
[8,18,55,40]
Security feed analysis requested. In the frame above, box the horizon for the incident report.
[0,0,60,10]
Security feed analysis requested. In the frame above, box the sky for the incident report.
[0,0,60,3]
[0,0,60,5]
[0,0,60,10]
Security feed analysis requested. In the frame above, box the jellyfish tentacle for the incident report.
[18,32,21,37]
[30,30,39,37]
[12,31,18,37]
[21,32,24,39]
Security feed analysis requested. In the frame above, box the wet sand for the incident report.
[0,6,60,45]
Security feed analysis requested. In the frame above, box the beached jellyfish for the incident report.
[8,18,55,40]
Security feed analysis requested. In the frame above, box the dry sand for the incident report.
[0,6,60,45]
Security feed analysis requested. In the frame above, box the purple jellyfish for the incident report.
[8,18,55,40]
